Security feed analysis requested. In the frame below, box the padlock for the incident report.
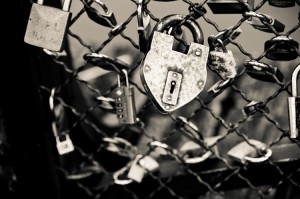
[264,36,299,61]
[127,154,159,183]
[83,0,117,27]
[83,53,130,72]
[49,88,74,155]
[141,14,209,113]
[207,0,254,14]
[287,64,300,139]
[268,0,300,7]
[95,96,116,113]
[208,39,237,79]
[227,139,272,164]
[137,0,152,53]
[24,0,72,52]
[242,100,270,116]
[179,136,222,164]
[244,11,285,33]
[115,69,137,124]
[56,134,75,155]
[244,60,284,83]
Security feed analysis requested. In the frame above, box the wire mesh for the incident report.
[2,0,300,198]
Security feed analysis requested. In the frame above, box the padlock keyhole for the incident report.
[170,81,176,94]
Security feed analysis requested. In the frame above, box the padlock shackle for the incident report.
[37,0,72,11]
[152,14,204,44]
[292,64,300,97]
[62,0,72,12]
[37,0,44,5]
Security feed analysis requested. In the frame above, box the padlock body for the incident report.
[245,64,284,83]
[248,18,285,33]
[24,3,71,52]
[288,97,300,138]
[115,86,137,124]
[265,37,299,61]
[268,0,295,7]
[141,31,209,113]
[209,50,237,79]
[207,0,254,14]
[56,134,74,155]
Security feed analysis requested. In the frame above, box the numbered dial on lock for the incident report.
[141,15,209,113]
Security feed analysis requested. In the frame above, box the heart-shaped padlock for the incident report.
[140,14,209,113]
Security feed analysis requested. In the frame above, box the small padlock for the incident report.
[56,134,75,155]
[242,100,270,116]
[244,60,284,83]
[84,0,117,27]
[207,0,254,14]
[208,39,237,79]
[179,136,222,164]
[95,96,116,113]
[83,53,130,71]
[268,0,300,7]
[127,154,159,183]
[264,36,299,61]
[115,69,137,124]
[141,14,209,113]
[49,88,74,155]
[244,11,285,33]
[24,0,72,52]
[137,0,152,53]
[287,64,300,139]
[227,139,272,164]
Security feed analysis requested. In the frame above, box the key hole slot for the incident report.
[170,81,176,94]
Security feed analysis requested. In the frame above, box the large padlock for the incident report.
[24,0,72,52]
[264,35,299,61]
[288,64,300,139]
[141,14,209,113]
[268,0,300,7]
[207,0,254,14]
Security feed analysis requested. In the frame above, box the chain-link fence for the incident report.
[1,0,300,198]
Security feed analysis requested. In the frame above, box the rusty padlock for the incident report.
[24,0,72,52]
[141,14,209,113]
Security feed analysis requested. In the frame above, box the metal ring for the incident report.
[102,137,137,158]
[113,165,133,185]
[149,141,178,155]
[244,148,272,163]
[183,151,213,164]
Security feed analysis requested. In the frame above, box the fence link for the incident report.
[1,0,300,198]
